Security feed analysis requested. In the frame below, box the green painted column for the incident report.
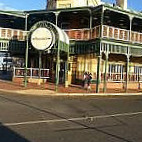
[55,41,60,92]
[65,50,69,88]
[89,9,92,39]
[55,12,60,92]
[103,53,109,93]
[138,68,141,90]
[38,51,42,85]
[24,14,29,87]
[125,55,130,92]
[96,55,102,93]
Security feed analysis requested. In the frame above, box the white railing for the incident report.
[13,67,50,79]
[64,28,90,40]
[102,25,130,41]
[106,73,126,82]
[0,27,27,41]
[1,26,142,44]
[129,73,142,82]
[131,31,142,44]
[102,72,142,82]
[91,25,101,39]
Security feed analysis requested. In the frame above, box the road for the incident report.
[0,93,142,142]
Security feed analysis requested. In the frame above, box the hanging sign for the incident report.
[31,27,55,51]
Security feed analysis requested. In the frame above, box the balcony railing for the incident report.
[102,25,129,41]
[131,31,142,43]
[64,25,142,44]
[101,72,142,82]
[0,27,27,41]
[1,26,142,44]
[64,28,90,40]
[13,67,50,79]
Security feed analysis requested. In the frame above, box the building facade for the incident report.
[0,11,26,81]
[47,0,101,9]
[0,1,142,92]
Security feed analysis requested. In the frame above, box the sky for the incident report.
[0,0,141,11]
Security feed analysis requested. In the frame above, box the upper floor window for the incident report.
[59,4,71,8]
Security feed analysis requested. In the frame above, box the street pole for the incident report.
[55,40,60,92]
[103,52,109,93]
[65,47,69,88]
[96,55,101,93]
[24,14,29,87]
[38,51,42,85]
[125,55,130,92]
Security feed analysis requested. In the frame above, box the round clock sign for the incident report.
[31,27,55,51]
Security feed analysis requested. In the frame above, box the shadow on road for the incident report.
[0,94,133,142]
[0,122,30,142]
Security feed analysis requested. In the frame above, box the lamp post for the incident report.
[24,14,29,87]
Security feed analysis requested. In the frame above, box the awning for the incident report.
[29,21,69,53]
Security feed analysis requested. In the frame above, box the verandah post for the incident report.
[96,55,102,93]
[38,51,42,85]
[125,55,130,92]
[103,52,109,93]
[65,47,69,88]
[55,40,60,92]
[24,14,29,87]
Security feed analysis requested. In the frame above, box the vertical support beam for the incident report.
[129,15,133,42]
[55,11,60,26]
[55,40,60,92]
[13,67,15,77]
[55,11,60,91]
[103,52,109,93]
[125,55,130,92]
[39,51,42,79]
[100,6,104,38]
[96,55,102,93]
[65,47,69,88]
[88,9,92,39]
[65,61,68,88]
[24,14,29,87]
[138,68,141,89]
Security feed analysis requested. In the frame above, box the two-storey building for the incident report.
[1,0,142,92]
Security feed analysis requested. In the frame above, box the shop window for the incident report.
[59,4,71,8]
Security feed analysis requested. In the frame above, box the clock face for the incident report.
[31,27,54,50]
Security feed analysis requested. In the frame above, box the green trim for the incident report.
[25,6,95,15]
[103,4,142,19]
[69,40,100,55]
[96,56,101,93]
[101,38,142,48]
[25,4,142,20]
[0,10,25,18]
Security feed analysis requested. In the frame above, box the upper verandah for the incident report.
[0,3,142,43]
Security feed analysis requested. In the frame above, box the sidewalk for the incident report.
[0,80,142,96]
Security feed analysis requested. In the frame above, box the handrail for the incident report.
[64,25,142,44]
[13,67,50,79]
[64,28,91,40]
[1,25,142,44]
[101,72,142,82]
[102,25,130,41]
[0,27,27,41]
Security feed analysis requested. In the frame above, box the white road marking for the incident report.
[2,111,142,127]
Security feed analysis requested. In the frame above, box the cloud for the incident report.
[0,2,17,11]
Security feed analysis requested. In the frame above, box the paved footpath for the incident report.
[0,80,142,96]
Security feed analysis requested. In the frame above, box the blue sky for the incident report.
[0,0,141,11]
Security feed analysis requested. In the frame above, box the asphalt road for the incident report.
[0,93,142,142]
